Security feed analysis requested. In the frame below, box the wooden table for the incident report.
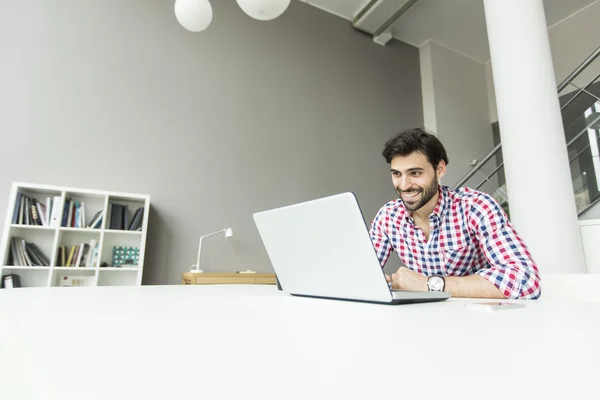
[182,272,277,285]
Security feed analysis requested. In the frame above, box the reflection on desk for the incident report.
[0,285,598,400]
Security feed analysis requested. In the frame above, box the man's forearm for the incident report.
[444,274,506,299]
[391,267,507,298]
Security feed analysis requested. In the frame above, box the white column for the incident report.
[483,0,587,274]
[419,41,438,134]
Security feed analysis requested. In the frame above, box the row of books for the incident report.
[56,240,100,268]
[109,204,144,231]
[11,193,104,229]
[61,199,103,229]
[11,193,53,226]
[9,236,50,267]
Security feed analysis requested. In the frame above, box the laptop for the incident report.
[253,192,450,305]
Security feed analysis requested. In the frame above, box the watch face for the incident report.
[428,276,444,291]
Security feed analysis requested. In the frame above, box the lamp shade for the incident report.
[236,0,291,21]
[174,0,213,32]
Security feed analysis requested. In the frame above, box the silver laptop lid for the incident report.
[253,192,393,303]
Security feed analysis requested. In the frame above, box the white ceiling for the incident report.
[301,0,598,63]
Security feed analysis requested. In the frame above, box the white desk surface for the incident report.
[0,284,598,400]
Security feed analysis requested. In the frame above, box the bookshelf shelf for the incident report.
[99,267,138,271]
[59,227,101,233]
[10,224,55,231]
[103,229,142,235]
[0,182,150,288]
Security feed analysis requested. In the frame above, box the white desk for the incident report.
[0,285,598,400]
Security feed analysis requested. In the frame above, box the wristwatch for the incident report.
[427,275,445,292]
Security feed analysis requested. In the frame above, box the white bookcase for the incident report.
[0,182,150,288]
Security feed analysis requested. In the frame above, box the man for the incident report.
[370,128,541,299]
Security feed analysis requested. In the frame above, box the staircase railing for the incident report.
[453,45,600,191]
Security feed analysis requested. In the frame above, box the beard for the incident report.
[396,174,439,212]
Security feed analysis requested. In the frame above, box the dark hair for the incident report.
[382,128,449,168]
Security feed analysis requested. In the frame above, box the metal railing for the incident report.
[453,45,600,190]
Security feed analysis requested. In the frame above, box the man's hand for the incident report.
[386,267,428,291]
[385,268,507,298]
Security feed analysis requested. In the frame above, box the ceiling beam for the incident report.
[353,0,421,45]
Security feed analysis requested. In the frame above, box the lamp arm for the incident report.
[194,229,227,271]
[201,229,227,238]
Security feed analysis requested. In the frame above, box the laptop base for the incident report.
[290,293,449,305]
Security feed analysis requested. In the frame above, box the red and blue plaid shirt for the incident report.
[369,186,541,299]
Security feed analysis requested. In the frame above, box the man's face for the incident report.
[390,152,446,212]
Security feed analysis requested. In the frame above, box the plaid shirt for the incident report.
[369,186,541,299]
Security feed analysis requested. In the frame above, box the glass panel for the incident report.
[558,54,600,99]
[568,101,600,215]
[455,151,504,191]
[477,179,510,219]
[559,64,600,216]
[562,92,598,142]
[566,68,600,216]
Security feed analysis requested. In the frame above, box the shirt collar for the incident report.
[431,185,448,221]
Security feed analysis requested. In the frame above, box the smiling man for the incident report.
[370,128,541,299]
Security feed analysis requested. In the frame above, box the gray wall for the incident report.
[421,41,495,188]
[0,0,423,284]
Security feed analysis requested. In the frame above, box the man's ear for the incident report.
[436,161,447,180]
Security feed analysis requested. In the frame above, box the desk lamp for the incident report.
[191,228,233,273]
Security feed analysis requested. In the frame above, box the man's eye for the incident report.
[411,172,421,177]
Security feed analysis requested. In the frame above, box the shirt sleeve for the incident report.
[468,193,541,299]
[369,206,393,268]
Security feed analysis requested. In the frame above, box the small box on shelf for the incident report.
[101,232,144,268]
[59,275,96,287]
[111,246,140,267]
[51,270,96,287]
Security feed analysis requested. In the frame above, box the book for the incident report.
[26,244,45,266]
[128,207,144,230]
[24,197,30,225]
[20,239,34,266]
[11,192,22,224]
[61,200,69,227]
[110,204,125,230]
[87,210,103,229]
[49,196,63,228]
[37,200,48,226]
[66,246,76,267]
[18,195,24,224]
[28,242,50,266]
[46,197,52,225]
[86,240,97,267]
[10,237,23,265]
